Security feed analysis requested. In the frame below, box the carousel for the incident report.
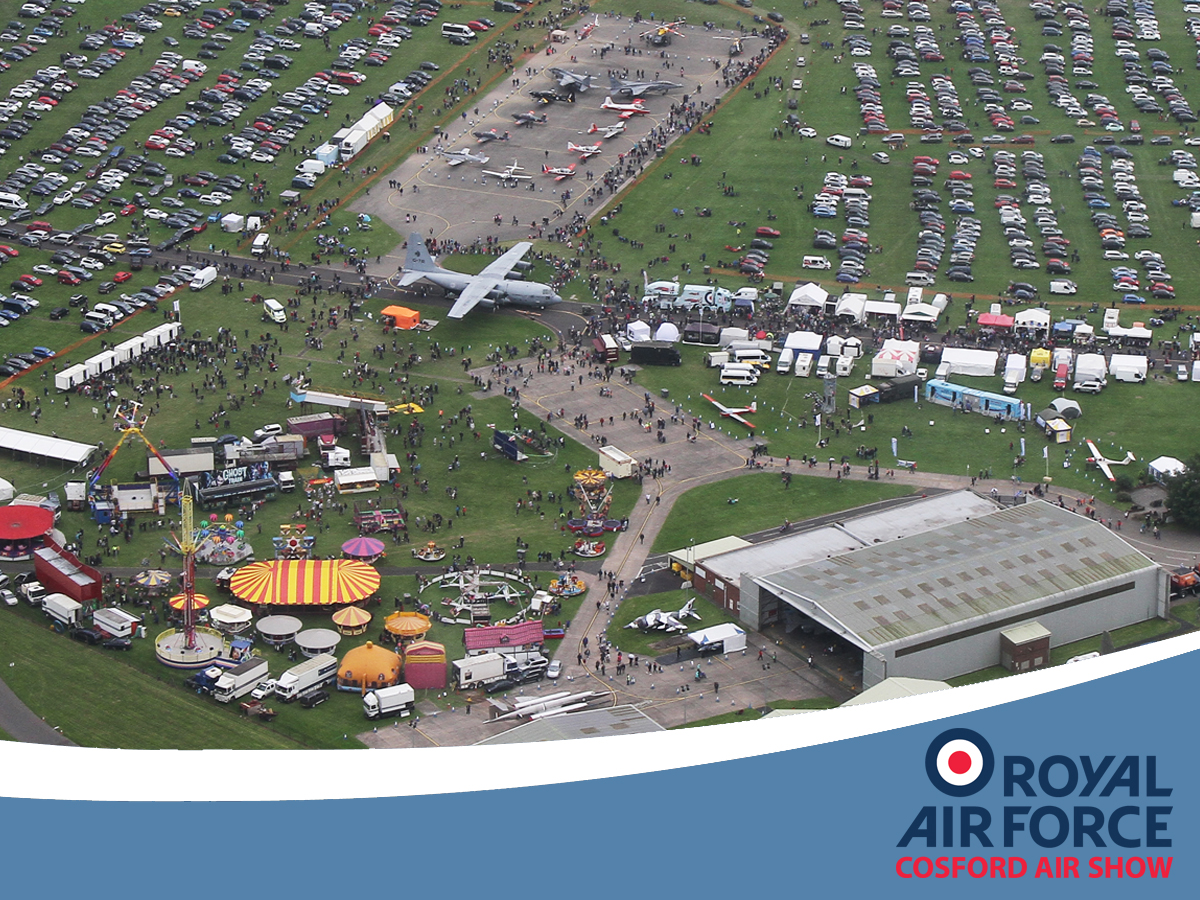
[0,505,56,561]
[295,628,341,658]
[229,559,381,609]
[566,467,627,536]
[257,614,303,649]
[384,610,431,645]
[331,605,373,636]
[341,536,386,563]
[549,574,587,597]
[412,540,446,562]
[572,538,606,558]
[208,603,253,634]
[274,523,316,560]
[188,513,255,566]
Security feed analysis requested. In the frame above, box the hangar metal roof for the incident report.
[698,490,997,584]
[756,501,1157,651]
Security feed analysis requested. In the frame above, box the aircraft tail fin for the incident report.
[542,165,551,174]
[398,233,438,286]
[587,122,598,134]
[748,402,757,413]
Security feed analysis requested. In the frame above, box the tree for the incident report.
[1164,455,1200,531]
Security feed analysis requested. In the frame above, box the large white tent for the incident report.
[783,331,824,353]
[687,623,747,654]
[1014,308,1051,335]
[787,282,828,310]
[871,339,920,377]
[939,348,998,378]
[0,477,13,502]
[1148,456,1186,484]
[626,321,652,342]
[654,322,680,343]
[0,426,98,465]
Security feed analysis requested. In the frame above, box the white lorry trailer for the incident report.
[363,683,417,719]
[93,607,142,638]
[43,593,84,628]
[276,653,338,701]
[452,652,548,690]
[213,657,270,703]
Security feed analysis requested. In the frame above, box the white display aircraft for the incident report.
[398,233,561,318]
[567,141,602,159]
[624,599,702,633]
[437,147,490,167]
[587,121,626,139]
[703,393,757,429]
[601,96,650,118]
[482,159,532,182]
[542,163,577,181]
[1085,439,1136,482]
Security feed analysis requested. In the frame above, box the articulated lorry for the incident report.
[452,652,548,690]
[363,683,416,719]
[213,657,270,703]
[43,593,84,628]
[276,653,339,701]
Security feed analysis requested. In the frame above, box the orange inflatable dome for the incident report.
[337,641,401,691]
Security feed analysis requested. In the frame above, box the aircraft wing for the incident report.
[625,83,649,97]
[728,412,755,429]
[480,242,533,280]
[447,278,500,319]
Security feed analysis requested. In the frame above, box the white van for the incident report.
[83,310,113,329]
[92,302,124,321]
[905,271,936,286]
[180,59,207,75]
[263,298,286,323]
[1049,279,1077,295]
[731,348,772,368]
[251,233,271,257]
[0,191,28,211]
[719,366,760,386]
[189,265,218,291]
[442,23,476,39]
[816,354,833,377]
[776,348,795,374]
[802,255,832,269]
[842,187,872,201]
[705,350,730,368]
[826,134,853,148]
[295,159,327,176]
[794,353,814,377]
[304,22,327,37]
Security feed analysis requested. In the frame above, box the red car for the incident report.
[57,272,82,285]
[16,274,43,287]
[120,204,138,216]
[756,226,781,237]
[468,20,489,30]
[0,245,17,257]
[113,271,132,283]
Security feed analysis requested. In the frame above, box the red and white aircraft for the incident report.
[567,141,603,159]
[1085,439,1136,482]
[587,121,626,139]
[702,394,757,429]
[601,96,649,119]
[542,163,577,181]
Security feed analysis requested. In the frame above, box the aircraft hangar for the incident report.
[749,500,1168,688]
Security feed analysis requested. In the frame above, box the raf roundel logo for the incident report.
[925,728,994,797]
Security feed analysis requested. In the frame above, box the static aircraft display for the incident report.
[398,233,561,318]
[601,96,650,118]
[542,163,577,181]
[1085,439,1136,482]
[607,73,683,98]
[587,121,627,139]
[567,141,603,159]
[702,394,758,429]
[482,159,532,182]
[530,89,574,104]
[640,18,686,46]
[436,147,490,167]
[473,128,510,144]
[512,110,548,127]
[624,598,701,633]
[547,67,596,91]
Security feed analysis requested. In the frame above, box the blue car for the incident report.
[1087,198,1111,208]
[1121,293,1146,304]
[812,206,837,218]
[30,346,55,358]
[130,247,154,257]
[835,271,861,283]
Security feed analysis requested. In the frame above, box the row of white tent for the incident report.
[869,340,1156,384]
[53,322,182,391]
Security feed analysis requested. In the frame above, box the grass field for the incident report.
[606,589,741,657]
[652,472,916,552]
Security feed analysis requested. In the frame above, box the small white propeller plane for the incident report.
[587,121,626,139]
[703,394,757,429]
[1085,439,1136,482]
[482,159,532,182]
[542,163,577,181]
[567,141,602,159]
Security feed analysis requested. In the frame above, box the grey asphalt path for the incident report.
[0,678,74,746]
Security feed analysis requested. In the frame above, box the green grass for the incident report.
[652,472,916,552]
[946,616,1185,687]
[606,590,741,657]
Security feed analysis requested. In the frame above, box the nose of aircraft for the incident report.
[549,292,562,305]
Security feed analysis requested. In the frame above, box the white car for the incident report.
[80,258,106,270]
[165,146,188,158]
[250,679,277,700]
[32,265,58,276]
[94,212,117,226]
[798,127,817,138]
[197,195,223,206]
[52,191,72,205]
[325,84,350,95]
[250,150,276,163]
[145,208,168,221]
[545,659,563,680]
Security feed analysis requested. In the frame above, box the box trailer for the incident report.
[629,341,681,366]
[452,652,523,690]
[363,683,416,719]
[276,653,339,701]
[213,657,270,703]
[43,592,83,628]
[598,445,635,479]
[287,412,347,438]
[93,607,142,638]
[55,363,90,392]
[339,128,369,161]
